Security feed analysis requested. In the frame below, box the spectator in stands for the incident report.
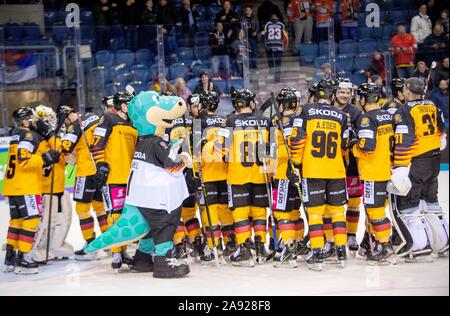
[231,28,248,78]
[93,0,118,25]
[216,1,240,38]
[257,0,284,30]
[339,0,360,41]
[367,51,386,80]
[414,61,430,86]
[141,0,157,25]
[179,0,199,47]
[194,72,220,95]
[119,0,141,25]
[210,22,231,79]
[288,0,314,55]
[314,0,334,42]
[423,24,448,67]
[243,5,259,69]
[262,14,289,83]
[391,25,417,79]
[437,10,449,38]
[411,4,432,45]
[434,57,449,86]
[157,0,177,34]
[320,62,332,80]
[174,77,193,101]
[430,79,449,120]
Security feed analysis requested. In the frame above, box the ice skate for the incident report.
[255,236,270,264]
[403,246,434,264]
[190,236,205,262]
[200,247,219,266]
[14,252,38,275]
[336,246,347,268]
[307,249,324,272]
[172,243,189,265]
[323,241,336,262]
[75,240,99,261]
[295,239,310,262]
[274,242,298,268]
[230,241,255,267]
[347,235,359,257]
[367,243,396,266]
[4,245,16,273]
[111,251,133,273]
[131,250,154,273]
[153,251,190,279]
[222,235,237,262]
[437,243,449,258]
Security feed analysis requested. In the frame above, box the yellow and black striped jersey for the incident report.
[338,103,363,177]
[352,109,394,181]
[3,129,45,196]
[61,113,99,177]
[273,114,299,180]
[199,114,228,183]
[42,136,66,194]
[92,113,138,184]
[393,99,445,167]
[222,113,271,186]
[291,103,350,179]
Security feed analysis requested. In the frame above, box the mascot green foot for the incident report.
[84,205,150,254]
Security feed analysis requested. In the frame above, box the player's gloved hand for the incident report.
[348,137,359,149]
[57,105,73,127]
[94,162,110,187]
[35,119,54,140]
[287,164,301,184]
[180,152,193,169]
[42,150,61,167]
[387,166,412,196]
[440,134,447,151]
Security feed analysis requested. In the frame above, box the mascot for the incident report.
[84,91,192,278]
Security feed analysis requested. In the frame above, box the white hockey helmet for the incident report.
[35,105,57,128]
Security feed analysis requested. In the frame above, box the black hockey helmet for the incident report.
[357,83,380,104]
[234,89,256,110]
[391,78,405,96]
[187,94,201,108]
[335,77,353,91]
[316,79,337,100]
[200,91,220,113]
[102,95,114,110]
[277,87,299,111]
[12,107,34,125]
[113,91,134,111]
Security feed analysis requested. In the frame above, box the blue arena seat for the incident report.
[314,56,329,69]
[352,72,369,85]
[135,48,154,66]
[212,79,227,94]
[319,41,330,56]
[227,78,245,92]
[80,10,94,25]
[115,49,135,66]
[131,64,150,82]
[339,40,357,55]
[95,50,114,67]
[169,63,189,80]
[299,43,319,65]
[359,39,378,53]
[336,55,355,73]
[354,53,373,71]
[177,48,194,65]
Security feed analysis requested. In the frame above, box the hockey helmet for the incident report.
[200,91,220,113]
[12,107,34,125]
[316,79,336,100]
[308,83,318,99]
[391,78,405,97]
[35,105,57,128]
[335,77,353,91]
[234,89,256,110]
[113,91,134,111]
[102,95,114,111]
[276,87,299,111]
[357,83,380,104]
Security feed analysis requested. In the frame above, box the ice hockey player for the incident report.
[382,78,405,115]
[59,106,109,261]
[332,78,363,256]
[31,105,73,262]
[291,79,351,271]
[102,95,116,114]
[352,83,395,263]
[215,89,271,267]
[308,83,318,104]
[169,94,204,261]
[92,91,138,270]
[196,91,236,264]
[271,88,307,268]
[83,91,192,278]
[389,77,449,260]
[3,107,61,274]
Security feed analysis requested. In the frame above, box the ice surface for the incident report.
[0,173,448,296]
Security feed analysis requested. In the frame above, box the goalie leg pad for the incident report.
[423,202,449,254]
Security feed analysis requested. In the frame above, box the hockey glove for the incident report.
[36,119,54,140]
[440,134,447,152]
[42,150,61,167]
[387,166,412,196]
[94,162,110,187]
[287,164,301,185]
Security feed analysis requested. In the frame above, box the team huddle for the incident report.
[2,76,449,278]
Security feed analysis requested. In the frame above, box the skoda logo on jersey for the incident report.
[82,115,100,129]
[308,108,343,120]
[235,119,269,127]
[134,151,146,160]
[172,118,185,125]
[376,114,392,122]
[206,117,225,126]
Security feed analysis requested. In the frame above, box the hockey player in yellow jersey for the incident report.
[92,91,138,270]
[382,78,405,115]
[271,88,307,268]
[196,92,236,264]
[329,78,363,257]
[215,89,272,267]
[31,105,73,262]
[3,107,61,275]
[169,94,204,262]
[389,77,448,260]
[291,79,351,271]
[352,83,395,263]
[59,106,109,261]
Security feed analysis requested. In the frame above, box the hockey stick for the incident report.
[45,119,66,262]
[255,110,278,252]
[183,114,220,268]
[424,61,437,96]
